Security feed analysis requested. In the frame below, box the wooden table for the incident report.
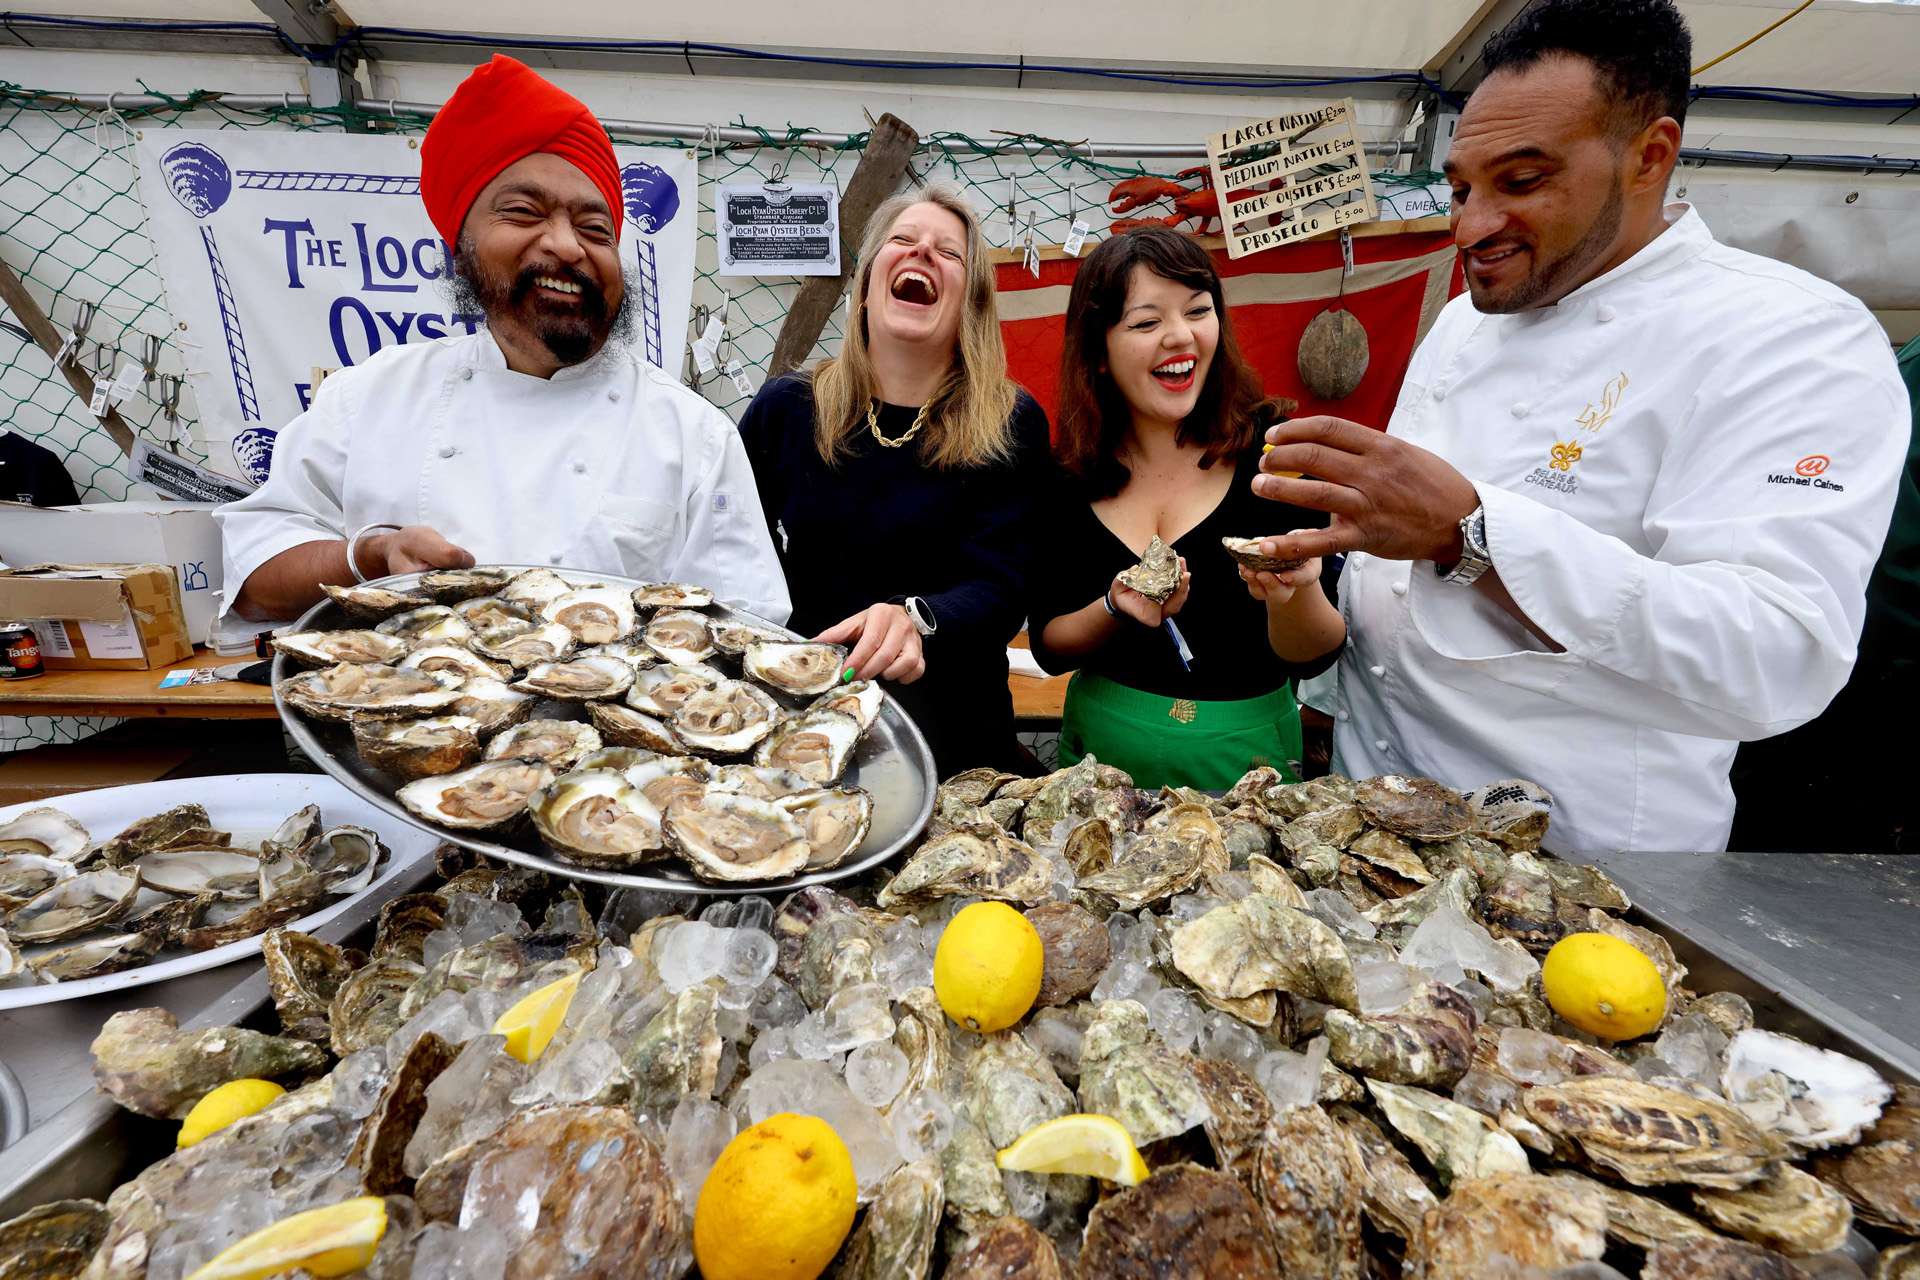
[0,649,276,720]
[0,642,1074,725]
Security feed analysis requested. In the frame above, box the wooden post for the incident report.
[0,251,138,454]
[767,113,919,378]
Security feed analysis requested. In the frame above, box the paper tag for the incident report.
[1024,244,1041,278]
[29,620,74,659]
[110,361,146,401]
[1064,220,1090,257]
[692,340,718,376]
[692,315,724,375]
[79,616,145,660]
[1340,228,1356,278]
[88,381,114,418]
[725,359,754,397]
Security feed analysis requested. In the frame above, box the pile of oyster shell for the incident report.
[277,568,883,883]
[0,801,389,986]
[12,761,1919,1280]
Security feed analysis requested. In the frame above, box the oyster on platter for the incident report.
[0,805,89,862]
[511,654,636,702]
[270,628,412,667]
[31,930,164,981]
[628,662,725,716]
[1643,1237,1818,1280]
[1116,535,1181,604]
[1331,1104,1440,1238]
[452,593,532,630]
[8,866,141,942]
[662,790,809,882]
[642,607,717,665]
[281,663,463,721]
[352,715,484,782]
[470,618,578,668]
[397,643,508,681]
[1024,901,1111,1006]
[778,786,874,869]
[755,707,862,785]
[1690,1164,1853,1255]
[1221,534,1307,574]
[632,580,714,611]
[710,764,817,800]
[446,676,533,736]
[92,803,212,865]
[396,758,556,833]
[706,616,785,656]
[587,701,687,753]
[322,581,431,618]
[261,927,358,1046]
[671,678,783,756]
[498,566,574,611]
[832,1156,942,1280]
[1076,998,1211,1147]
[0,850,75,911]
[530,768,664,866]
[483,718,605,771]
[130,847,260,900]
[540,585,637,644]
[811,678,886,729]
[373,603,473,647]
[0,1199,112,1280]
[742,641,850,696]
[1367,1079,1532,1185]
[417,565,515,603]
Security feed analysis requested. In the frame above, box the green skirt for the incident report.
[1057,670,1303,791]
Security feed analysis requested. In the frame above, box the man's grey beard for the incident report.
[443,243,639,363]
[1472,178,1625,315]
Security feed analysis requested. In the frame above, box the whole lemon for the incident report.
[177,1078,286,1149]
[1542,932,1668,1041]
[694,1113,857,1280]
[934,901,1045,1034]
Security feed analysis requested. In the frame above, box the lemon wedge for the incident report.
[996,1114,1150,1186]
[185,1196,387,1280]
[491,970,584,1063]
[177,1078,285,1149]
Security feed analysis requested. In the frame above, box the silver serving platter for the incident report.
[273,566,936,895]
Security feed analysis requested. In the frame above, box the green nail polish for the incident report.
[842,668,855,683]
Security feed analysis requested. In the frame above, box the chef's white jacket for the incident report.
[215,331,792,625]
[1331,205,1906,854]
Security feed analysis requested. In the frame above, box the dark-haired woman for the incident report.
[1027,226,1345,789]
[739,180,1051,775]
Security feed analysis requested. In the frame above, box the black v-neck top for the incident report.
[1027,448,1341,701]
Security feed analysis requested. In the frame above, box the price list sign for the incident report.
[1205,98,1379,260]
[717,182,841,277]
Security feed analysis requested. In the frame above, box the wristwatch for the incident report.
[1436,505,1492,586]
[890,596,938,637]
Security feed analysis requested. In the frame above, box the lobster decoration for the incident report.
[1107,166,1287,237]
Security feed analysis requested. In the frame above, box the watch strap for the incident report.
[1437,506,1492,586]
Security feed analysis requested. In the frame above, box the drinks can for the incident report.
[0,622,44,680]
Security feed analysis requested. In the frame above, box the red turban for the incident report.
[420,55,622,246]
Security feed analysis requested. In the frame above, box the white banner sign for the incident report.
[135,132,697,484]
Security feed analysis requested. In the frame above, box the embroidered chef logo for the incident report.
[1549,441,1583,471]
[1575,371,1630,434]
[1769,454,1844,491]
[1169,699,1198,724]
[1525,440,1584,495]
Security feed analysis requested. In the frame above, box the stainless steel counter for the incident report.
[1585,850,1920,1084]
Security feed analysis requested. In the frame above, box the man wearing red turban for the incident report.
[218,57,790,626]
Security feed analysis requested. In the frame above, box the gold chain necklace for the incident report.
[867,399,930,449]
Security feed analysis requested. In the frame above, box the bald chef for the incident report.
[217,56,789,624]
[1252,0,1906,854]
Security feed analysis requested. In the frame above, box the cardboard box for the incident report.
[0,500,223,642]
[0,563,193,670]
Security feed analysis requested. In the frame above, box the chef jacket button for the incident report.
[571,459,587,474]
[1391,581,1408,597]
[1511,402,1529,418]
[1432,385,1447,402]
[608,390,621,403]
[1369,664,1386,678]
[548,552,563,564]
[1336,709,1350,722]
[1597,304,1616,323]
[437,445,455,459]
[462,368,473,380]
[1374,739,1391,752]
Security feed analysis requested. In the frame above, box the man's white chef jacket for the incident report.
[215,331,792,625]
[1332,205,1906,855]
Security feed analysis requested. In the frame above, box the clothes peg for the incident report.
[55,300,96,368]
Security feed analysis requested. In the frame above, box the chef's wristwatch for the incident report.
[889,595,939,637]
[1436,505,1492,586]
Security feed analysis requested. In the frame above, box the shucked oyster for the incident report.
[632,581,714,611]
[132,846,260,900]
[398,643,509,680]
[542,585,637,645]
[588,701,687,753]
[498,566,573,611]
[1116,535,1181,604]
[485,718,605,771]
[0,851,75,911]
[453,593,533,630]
[810,678,886,730]
[643,608,717,665]
[397,758,557,833]
[671,678,784,756]
[270,628,412,667]
[31,930,164,981]
[628,662,726,715]
[743,642,849,696]
[1720,1028,1893,1150]
[322,581,433,619]
[623,754,711,825]
[281,663,463,721]
[708,616,786,656]
[778,787,873,869]
[374,603,474,646]
[448,676,534,736]
[1522,1076,1787,1189]
[755,707,862,785]
[8,866,142,942]
[0,806,89,861]
[418,565,515,603]
[709,764,816,800]
[92,803,213,865]
[874,824,1051,909]
[512,654,636,701]
[663,791,809,882]
[1405,1172,1609,1280]
[531,768,664,867]
[470,619,578,668]
[353,714,484,781]
[1221,535,1307,574]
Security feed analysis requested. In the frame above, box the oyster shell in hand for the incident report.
[1116,535,1181,605]
[671,678,784,756]
[281,663,463,721]
[354,714,484,781]
[483,718,604,770]
[323,581,431,619]
[755,707,862,785]
[531,768,665,867]
[1221,535,1306,574]
[743,641,851,696]
[541,584,637,644]
[397,758,557,833]
[7,866,141,942]
[664,791,809,882]
[642,607,717,664]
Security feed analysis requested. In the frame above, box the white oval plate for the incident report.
[0,774,439,1009]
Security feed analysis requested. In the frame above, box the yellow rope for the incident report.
[1692,0,1817,75]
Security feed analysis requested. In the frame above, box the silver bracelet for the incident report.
[1102,588,1121,619]
[346,523,401,584]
